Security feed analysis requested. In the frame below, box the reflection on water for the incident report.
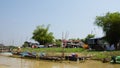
[0,56,120,68]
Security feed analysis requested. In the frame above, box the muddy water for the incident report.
[0,56,120,68]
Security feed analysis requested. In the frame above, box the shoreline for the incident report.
[8,53,105,63]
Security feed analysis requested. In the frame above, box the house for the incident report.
[87,38,105,51]
[62,40,84,48]
[22,41,40,48]
[0,44,10,52]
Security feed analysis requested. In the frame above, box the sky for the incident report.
[0,0,120,46]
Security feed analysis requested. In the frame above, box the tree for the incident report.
[94,12,120,49]
[55,39,62,47]
[22,41,30,47]
[32,25,54,45]
[81,34,95,44]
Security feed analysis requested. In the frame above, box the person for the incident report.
[17,47,21,53]
[111,56,116,63]
[40,52,46,57]
[71,53,75,57]
[71,53,78,57]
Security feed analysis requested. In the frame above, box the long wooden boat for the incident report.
[0,52,13,56]
[40,56,62,61]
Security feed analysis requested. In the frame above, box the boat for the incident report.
[39,52,62,61]
[0,52,13,56]
[65,53,88,61]
[40,56,62,61]
[110,56,120,64]
[20,52,36,58]
[65,56,87,61]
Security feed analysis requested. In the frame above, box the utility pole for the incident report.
[62,32,64,58]
[61,31,69,58]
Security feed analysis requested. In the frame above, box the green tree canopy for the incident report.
[81,34,95,44]
[54,39,62,47]
[94,12,120,49]
[22,41,29,47]
[32,25,54,45]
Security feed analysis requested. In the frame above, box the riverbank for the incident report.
[13,48,120,61]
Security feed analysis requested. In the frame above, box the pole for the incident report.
[62,32,64,58]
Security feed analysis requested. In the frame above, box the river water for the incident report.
[0,56,120,68]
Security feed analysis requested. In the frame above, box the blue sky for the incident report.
[0,0,120,46]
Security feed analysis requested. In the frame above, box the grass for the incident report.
[81,50,120,60]
[21,48,85,53]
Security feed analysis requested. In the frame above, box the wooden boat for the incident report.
[65,56,86,61]
[40,56,62,61]
[0,52,13,56]
[20,52,36,58]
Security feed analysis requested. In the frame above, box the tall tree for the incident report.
[32,25,54,45]
[94,12,120,49]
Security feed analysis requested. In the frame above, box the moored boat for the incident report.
[20,52,36,58]
[0,52,13,56]
[110,56,120,64]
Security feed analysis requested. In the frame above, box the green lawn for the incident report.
[21,47,85,53]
